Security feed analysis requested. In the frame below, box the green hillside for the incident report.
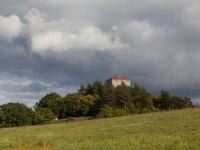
[0,108,200,150]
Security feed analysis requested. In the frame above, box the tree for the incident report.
[85,81,104,98]
[131,83,142,109]
[63,93,98,116]
[171,96,183,109]
[0,110,5,127]
[63,93,79,116]
[92,81,104,97]
[86,94,101,116]
[47,98,66,119]
[78,84,86,95]
[101,83,116,107]
[0,103,33,127]
[183,97,193,108]
[130,83,155,113]
[116,82,133,113]
[140,87,155,111]
[153,96,161,110]
[160,91,171,110]
[33,108,55,125]
[35,93,61,108]
[85,84,93,95]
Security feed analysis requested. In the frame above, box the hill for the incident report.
[0,108,200,149]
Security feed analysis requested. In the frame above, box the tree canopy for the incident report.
[0,103,33,127]
[35,93,61,108]
[0,80,195,128]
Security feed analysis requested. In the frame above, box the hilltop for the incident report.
[0,108,200,149]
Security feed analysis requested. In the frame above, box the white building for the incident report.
[106,74,131,87]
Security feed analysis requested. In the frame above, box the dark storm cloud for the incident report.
[0,0,200,107]
[22,82,48,92]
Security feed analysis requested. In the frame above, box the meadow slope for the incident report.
[0,108,200,150]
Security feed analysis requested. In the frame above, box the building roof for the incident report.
[111,74,130,80]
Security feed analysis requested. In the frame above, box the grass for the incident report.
[0,108,200,149]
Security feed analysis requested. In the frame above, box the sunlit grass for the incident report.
[0,108,200,149]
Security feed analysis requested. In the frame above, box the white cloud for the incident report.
[0,14,23,41]
[24,8,46,35]
[31,26,129,55]
[23,8,129,55]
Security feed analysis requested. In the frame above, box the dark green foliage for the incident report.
[86,95,101,116]
[101,83,117,107]
[126,102,136,113]
[160,90,171,110]
[82,81,193,117]
[141,108,151,113]
[85,84,93,95]
[36,93,61,108]
[131,83,155,112]
[33,107,55,125]
[115,82,133,113]
[0,103,33,127]
[171,96,183,109]
[47,98,66,119]
[63,93,98,116]
[78,84,86,95]
[153,96,161,110]
[183,97,193,108]
[92,81,104,97]
[0,80,195,128]
[0,110,6,127]
[154,91,194,111]
[97,105,114,118]
[96,105,126,118]
[85,81,104,97]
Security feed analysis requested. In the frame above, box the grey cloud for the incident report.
[0,0,200,107]
[21,82,48,92]
[0,0,31,17]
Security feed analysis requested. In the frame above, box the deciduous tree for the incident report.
[33,107,55,125]
[0,103,33,127]
[35,93,61,108]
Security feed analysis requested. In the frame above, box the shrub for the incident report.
[141,108,151,114]
[65,117,74,122]
[96,105,114,118]
[33,108,55,125]
[96,105,126,118]
[113,108,126,117]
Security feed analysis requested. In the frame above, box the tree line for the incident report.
[0,81,196,127]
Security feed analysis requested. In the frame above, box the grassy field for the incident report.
[0,108,200,150]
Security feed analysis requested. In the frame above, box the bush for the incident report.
[33,108,55,125]
[126,102,136,114]
[140,108,151,114]
[96,105,114,118]
[65,117,74,122]
[113,108,126,117]
[96,105,126,118]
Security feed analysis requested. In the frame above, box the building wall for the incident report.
[112,79,131,87]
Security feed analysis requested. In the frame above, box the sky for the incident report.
[0,0,200,107]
